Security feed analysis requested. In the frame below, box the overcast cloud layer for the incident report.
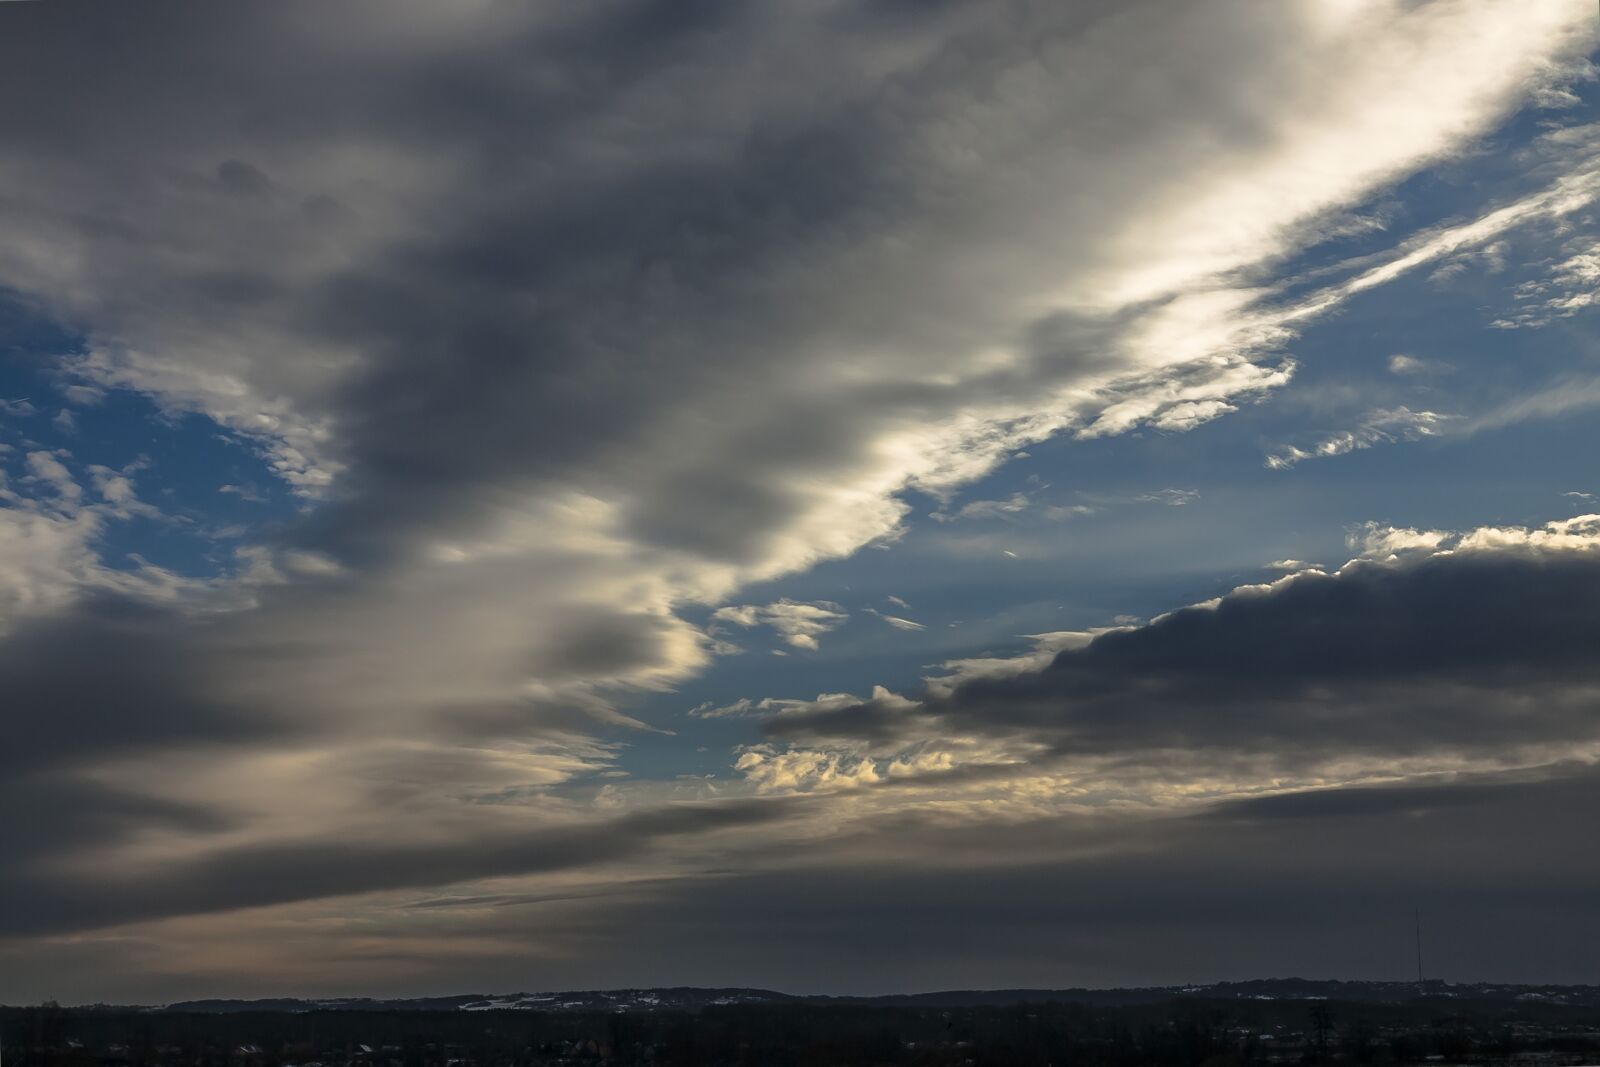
[2,0,1599,1002]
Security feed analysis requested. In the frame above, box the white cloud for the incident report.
[280,550,345,577]
[689,693,860,720]
[1135,488,1200,507]
[0,453,201,631]
[23,449,81,505]
[1526,56,1598,111]
[923,631,1101,699]
[60,383,106,406]
[1459,377,1600,436]
[733,745,883,794]
[863,606,927,632]
[688,697,763,719]
[933,492,1032,523]
[1387,353,1453,376]
[713,598,849,651]
[1347,521,1451,559]
[1266,407,1453,469]
[218,483,268,503]
[86,464,160,519]
[1492,237,1600,328]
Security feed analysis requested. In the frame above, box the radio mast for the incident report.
[1414,908,1425,993]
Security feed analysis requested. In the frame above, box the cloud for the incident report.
[1387,353,1453,376]
[1133,488,1200,507]
[22,760,1600,1000]
[1526,56,1598,110]
[859,606,928,633]
[218,483,268,503]
[1427,240,1510,284]
[713,598,849,651]
[1266,407,1453,469]
[540,762,1600,992]
[0,451,201,628]
[763,515,1600,796]
[934,492,1032,523]
[0,795,799,938]
[1491,236,1600,328]
[3,0,1590,592]
[23,449,81,504]
[87,464,161,519]
[734,745,887,794]
[60,383,107,406]
[1270,369,1600,473]
[688,697,770,720]
[1465,377,1600,435]
[0,597,282,780]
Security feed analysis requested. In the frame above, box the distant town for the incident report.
[6,980,1600,1066]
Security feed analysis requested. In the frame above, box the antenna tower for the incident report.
[1414,908,1425,993]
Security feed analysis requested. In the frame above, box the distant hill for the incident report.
[140,979,1600,1014]
[156,988,798,1014]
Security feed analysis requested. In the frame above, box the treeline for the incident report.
[4,996,1600,1067]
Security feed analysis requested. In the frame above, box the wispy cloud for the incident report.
[1267,407,1453,469]
[864,607,926,632]
[712,599,849,651]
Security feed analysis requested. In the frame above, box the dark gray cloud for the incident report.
[573,764,1600,990]
[0,597,286,919]
[766,546,1600,766]
[0,596,280,776]
[1,777,235,880]
[0,796,801,938]
[145,763,1592,997]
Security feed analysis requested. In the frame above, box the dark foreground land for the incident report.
[6,982,1600,1067]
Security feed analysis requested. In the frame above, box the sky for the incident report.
[2,0,1600,1004]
